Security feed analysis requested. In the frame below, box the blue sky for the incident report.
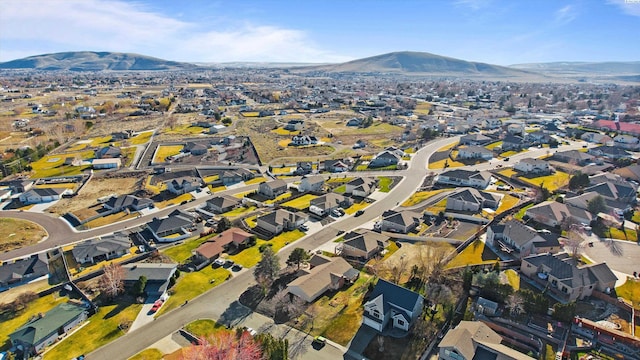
[1,0,639,65]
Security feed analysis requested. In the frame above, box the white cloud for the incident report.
[0,0,349,63]
[554,5,577,25]
[607,0,640,17]
[454,0,493,11]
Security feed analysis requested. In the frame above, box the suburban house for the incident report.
[438,321,534,360]
[501,134,529,151]
[346,117,363,126]
[380,210,421,233]
[146,209,198,242]
[323,159,351,173]
[338,229,389,260]
[459,133,492,146]
[184,141,209,155]
[613,134,640,150]
[95,145,121,159]
[527,130,551,145]
[166,176,201,195]
[221,168,254,185]
[613,164,640,182]
[0,254,49,289]
[8,179,34,193]
[581,132,613,145]
[92,158,121,169]
[290,135,318,146]
[298,175,324,193]
[258,179,288,199]
[486,219,561,258]
[284,119,304,131]
[525,201,593,228]
[456,146,493,161]
[552,150,596,166]
[205,195,241,214]
[369,150,401,168]
[482,118,502,129]
[10,302,89,356]
[345,177,378,197]
[19,187,72,204]
[520,252,617,302]
[294,161,313,175]
[362,279,424,334]
[103,194,154,214]
[586,176,638,203]
[255,209,308,235]
[308,193,352,217]
[588,145,633,160]
[446,188,501,213]
[71,234,131,265]
[513,158,551,174]
[123,262,178,297]
[286,255,359,302]
[436,169,492,189]
[565,191,632,218]
[193,228,254,264]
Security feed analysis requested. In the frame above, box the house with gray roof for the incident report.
[0,253,49,289]
[258,179,288,199]
[380,210,421,234]
[166,176,201,195]
[298,175,324,193]
[19,187,72,204]
[456,145,493,161]
[521,252,617,302]
[588,145,632,160]
[551,150,596,166]
[369,150,401,168]
[220,168,254,185]
[146,209,197,242]
[95,145,121,159]
[338,229,388,260]
[256,209,308,235]
[345,177,377,197]
[362,278,424,334]
[123,263,177,296]
[10,302,88,356]
[103,194,154,213]
[486,219,561,258]
[446,188,501,213]
[525,200,592,229]
[439,321,534,360]
[205,194,241,214]
[286,255,359,302]
[436,169,492,189]
[459,133,492,146]
[613,164,640,182]
[308,193,352,217]
[514,158,551,175]
[71,234,131,265]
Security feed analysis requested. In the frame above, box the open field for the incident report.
[30,150,94,178]
[47,177,139,216]
[445,240,499,269]
[129,131,154,145]
[0,218,48,252]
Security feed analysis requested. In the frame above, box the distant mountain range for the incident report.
[1,51,638,83]
[301,51,539,79]
[0,51,197,71]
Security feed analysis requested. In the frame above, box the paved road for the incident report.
[583,237,640,277]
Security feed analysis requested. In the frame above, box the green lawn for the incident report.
[609,227,637,241]
[344,201,370,215]
[30,150,95,178]
[515,204,534,220]
[495,194,520,215]
[616,278,640,308]
[44,302,142,360]
[228,230,305,268]
[428,157,465,170]
[162,235,216,263]
[504,269,520,290]
[378,176,393,192]
[128,348,163,360]
[222,206,256,218]
[153,145,183,163]
[0,294,67,351]
[401,189,446,207]
[518,171,570,191]
[485,141,503,150]
[445,240,499,269]
[184,319,230,338]
[157,267,230,316]
[333,184,346,194]
[281,194,317,210]
[154,193,193,209]
[129,131,154,145]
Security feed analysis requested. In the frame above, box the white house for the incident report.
[19,188,71,204]
[456,146,493,160]
[92,158,122,169]
[362,279,424,333]
[298,175,324,193]
[436,169,492,189]
[513,158,550,174]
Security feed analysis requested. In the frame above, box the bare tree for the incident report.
[98,263,125,299]
[564,228,585,260]
[180,331,263,360]
[506,293,525,316]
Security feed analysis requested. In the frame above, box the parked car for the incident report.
[245,327,257,336]
[231,264,243,272]
[150,299,164,312]
[213,258,226,267]
[299,224,309,231]
[354,210,365,217]
[313,336,327,346]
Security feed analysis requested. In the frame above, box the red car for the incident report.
[150,299,164,312]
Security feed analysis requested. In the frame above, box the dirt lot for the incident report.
[47,176,140,215]
[0,218,48,252]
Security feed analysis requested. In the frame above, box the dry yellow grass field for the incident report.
[47,177,139,215]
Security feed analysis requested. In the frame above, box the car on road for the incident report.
[313,336,326,347]
[354,210,365,217]
[503,157,510,162]
[150,299,164,312]
[299,224,309,231]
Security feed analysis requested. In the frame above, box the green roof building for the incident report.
[10,302,88,355]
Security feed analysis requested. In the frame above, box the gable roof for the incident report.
[206,194,241,209]
[23,187,67,197]
[309,193,349,210]
[104,194,153,211]
[262,179,287,190]
[439,321,533,360]
[523,253,616,289]
[342,229,388,253]
[491,219,544,247]
[382,210,421,227]
[257,209,306,227]
[123,263,177,282]
[71,234,130,262]
[440,169,491,183]
[0,254,49,286]
[287,255,358,300]
[147,211,195,234]
[367,278,423,316]
[10,303,86,347]
[449,188,500,206]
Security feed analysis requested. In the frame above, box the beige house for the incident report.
[439,321,534,360]
[286,255,359,302]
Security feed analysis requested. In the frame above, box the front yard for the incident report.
[156,266,230,316]
[445,240,499,269]
[401,189,446,207]
[517,171,570,191]
[228,230,305,268]
[281,194,317,210]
